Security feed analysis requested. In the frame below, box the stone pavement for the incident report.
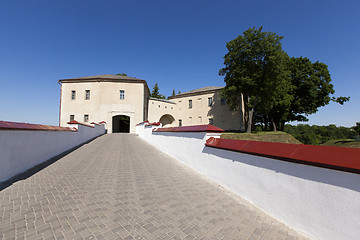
[0,134,308,240]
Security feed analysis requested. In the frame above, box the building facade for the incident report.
[59,75,244,133]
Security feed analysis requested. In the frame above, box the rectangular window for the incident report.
[198,98,202,107]
[189,100,192,109]
[71,90,76,100]
[84,114,89,123]
[198,116,202,123]
[209,118,214,125]
[120,90,125,100]
[189,117,192,123]
[208,97,213,107]
[221,97,226,105]
[70,115,75,121]
[85,90,90,100]
[179,119,182,127]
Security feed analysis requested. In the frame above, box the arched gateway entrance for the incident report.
[112,115,130,133]
[159,114,175,127]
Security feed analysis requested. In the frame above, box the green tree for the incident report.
[115,73,128,76]
[353,122,360,135]
[172,89,176,96]
[286,57,349,123]
[151,83,165,99]
[219,26,290,132]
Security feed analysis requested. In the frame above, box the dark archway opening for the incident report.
[112,115,130,133]
[159,114,175,127]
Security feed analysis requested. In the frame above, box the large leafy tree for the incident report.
[219,27,290,132]
[287,57,337,122]
[150,83,165,99]
[353,122,360,135]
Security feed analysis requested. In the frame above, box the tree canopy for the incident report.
[115,73,128,76]
[220,27,349,132]
[353,122,360,135]
[219,26,290,132]
[150,83,165,99]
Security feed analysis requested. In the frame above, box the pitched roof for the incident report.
[59,74,145,82]
[168,86,223,99]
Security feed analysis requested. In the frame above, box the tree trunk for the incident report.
[247,108,254,133]
[246,94,259,133]
[272,121,277,131]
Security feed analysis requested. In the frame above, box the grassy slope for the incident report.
[221,131,302,144]
[322,139,360,148]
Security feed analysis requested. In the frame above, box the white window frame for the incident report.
[208,97,213,107]
[71,90,76,100]
[85,90,90,100]
[120,90,125,100]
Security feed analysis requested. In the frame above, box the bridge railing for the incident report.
[136,123,360,240]
[0,120,106,183]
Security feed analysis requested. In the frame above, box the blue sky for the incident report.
[0,0,359,127]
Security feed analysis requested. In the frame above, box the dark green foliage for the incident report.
[284,124,356,145]
[150,83,165,99]
[172,89,176,96]
[353,122,360,135]
[115,73,128,76]
[219,27,350,132]
[219,26,290,132]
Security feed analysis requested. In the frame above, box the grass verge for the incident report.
[221,131,302,144]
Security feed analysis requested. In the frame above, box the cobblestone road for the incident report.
[0,134,308,239]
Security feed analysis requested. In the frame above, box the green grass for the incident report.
[322,139,360,148]
[221,131,302,144]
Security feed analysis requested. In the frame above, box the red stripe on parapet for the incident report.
[67,120,95,128]
[153,125,224,133]
[205,137,360,174]
[145,122,161,127]
[136,121,149,126]
[0,121,75,132]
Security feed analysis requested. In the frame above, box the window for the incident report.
[208,97,213,107]
[70,115,75,121]
[84,114,89,122]
[189,100,192,109]
[120,90,125,100]
[209,118,214,125]
[189,117,192,123]
[198,116,202,123]
[85,90,90,100]
[221,98,226,105]
[71,90,76,100]
[198,98,202,107]
[179,119,182,127]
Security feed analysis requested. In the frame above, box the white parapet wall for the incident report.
[0,121,106,183]
[136,123,360,240]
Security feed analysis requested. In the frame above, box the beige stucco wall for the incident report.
[60,81,147,133]
[170,90,244,131]
[148,99,177,126]
[59,78,244,132]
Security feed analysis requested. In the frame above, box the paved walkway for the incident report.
[0,134,307,240]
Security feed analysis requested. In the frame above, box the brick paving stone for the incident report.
[0,134,309,239]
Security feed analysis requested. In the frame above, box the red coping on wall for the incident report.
[205,137,360,174]
[67,120,95,128]
[136,121,149,126]
[145,122,161,127]
[153,125,225,133]
[0,121,74,132]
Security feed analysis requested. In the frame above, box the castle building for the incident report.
[59,74,244,133]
